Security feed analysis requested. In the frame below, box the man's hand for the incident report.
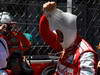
[43,1,56,12]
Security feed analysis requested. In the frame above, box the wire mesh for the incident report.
[0,0,100,56]
[73,0,100,59]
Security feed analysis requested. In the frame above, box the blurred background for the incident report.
[0,0,100,59]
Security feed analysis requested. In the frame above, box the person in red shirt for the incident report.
[39,1,98,75]
[0,11,33,75]
[0,12,32,54]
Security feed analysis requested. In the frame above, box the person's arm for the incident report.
[41,1,77,49]
[39,1,63,52]
[79,52,97,75]
[39,15,62,52]
[0,38,9,69]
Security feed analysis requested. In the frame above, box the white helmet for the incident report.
[0,12,12,24]
[46,8,77,49]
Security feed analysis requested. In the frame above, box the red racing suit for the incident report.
[39,15,98,75]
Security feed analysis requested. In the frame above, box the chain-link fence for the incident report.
[73,0,100,59]
[0,0,100,57]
